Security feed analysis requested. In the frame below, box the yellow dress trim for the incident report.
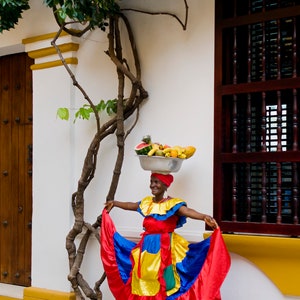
[139,196,186,216]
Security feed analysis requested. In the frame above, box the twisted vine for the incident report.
[0,0,189,298]
[49,2,189,299]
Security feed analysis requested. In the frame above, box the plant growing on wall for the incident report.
[0,0,30,32]
[0,1,188,299]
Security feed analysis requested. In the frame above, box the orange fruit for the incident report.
[170,150,178,158]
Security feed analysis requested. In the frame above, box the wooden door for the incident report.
[0,53,33,286]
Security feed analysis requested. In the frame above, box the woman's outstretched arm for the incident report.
[177,206,218,229]
[105,200,139,212]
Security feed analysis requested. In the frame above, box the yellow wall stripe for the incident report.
[22,32,69,44]
[30,57,78,70]
[23,287,75,300]
[28,43,79,59]
[0,296,20,300]
[23,32,80,69]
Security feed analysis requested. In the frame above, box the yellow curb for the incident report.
[23,287,75,300]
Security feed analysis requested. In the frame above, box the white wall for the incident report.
[222,254,293,300]
[0,0,299,299]
[73,0,216,241]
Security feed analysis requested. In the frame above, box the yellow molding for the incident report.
[27,43,79,59]
[23,287,75,300]
[30,57,78,70]
[22,32,69,44]
[0,297,20,300]
[204,232,300,297]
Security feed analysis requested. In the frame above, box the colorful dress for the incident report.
[100,196,230,300]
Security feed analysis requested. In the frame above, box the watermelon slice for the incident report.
[135,142,152,155]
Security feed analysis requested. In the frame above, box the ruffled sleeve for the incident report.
[137,196,187,228]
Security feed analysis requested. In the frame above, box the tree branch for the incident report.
[121,0,189,31]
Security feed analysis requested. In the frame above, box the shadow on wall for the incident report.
[221,253,292,300]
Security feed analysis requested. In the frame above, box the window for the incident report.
[214,0,300,235]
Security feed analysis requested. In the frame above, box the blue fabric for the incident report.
[113,232,136,284]
[113,227,212,298]
[112,201,212,298]
[102,208,230,300]
[141,234,161,253]
[167,236,211,300]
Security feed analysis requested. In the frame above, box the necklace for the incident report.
[154,198,165,204]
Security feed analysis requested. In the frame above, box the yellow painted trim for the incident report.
[30,58,78,70]
[22,32,69,44]
[23,287,75,300]
[204,232,300,296]
[27,43,79,59]
[0,296,20,300]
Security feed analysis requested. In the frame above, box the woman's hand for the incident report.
[177,206,219,230]
[204,216,218,230]
[104,200,114,212]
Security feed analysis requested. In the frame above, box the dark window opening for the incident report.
[214,0,300,236]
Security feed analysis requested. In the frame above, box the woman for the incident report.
[100,173,230,300]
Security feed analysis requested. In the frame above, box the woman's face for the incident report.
[150,176,166,198]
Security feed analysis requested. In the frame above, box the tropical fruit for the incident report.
[155,149,164,156]
[142,135,151,144]
[135,142,152,155]
[135,135,196,159]
[170,149,178,158]
[185,146,196,158]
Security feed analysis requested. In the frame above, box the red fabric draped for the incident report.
[176,227,231,300]
[100,209,230,300]
[101,209,169,300]
[100,209,131,300]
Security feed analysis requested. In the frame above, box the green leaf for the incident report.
[105,99,117,115]
[57,98,118,123]
[57,107,70,120]
[77,107,91,120]
[0,0,30,32]
[44,0,120,29]
[98,100,106,111]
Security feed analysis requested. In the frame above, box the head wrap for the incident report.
[151,173,174,187]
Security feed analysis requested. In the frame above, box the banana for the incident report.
[163,147,172,154]
[173,146,182,156]
[151,143,160,150]
[147,148,157,156]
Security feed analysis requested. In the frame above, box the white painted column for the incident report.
[24,33,78,292]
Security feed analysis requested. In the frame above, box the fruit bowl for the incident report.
[137,155,184,174]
